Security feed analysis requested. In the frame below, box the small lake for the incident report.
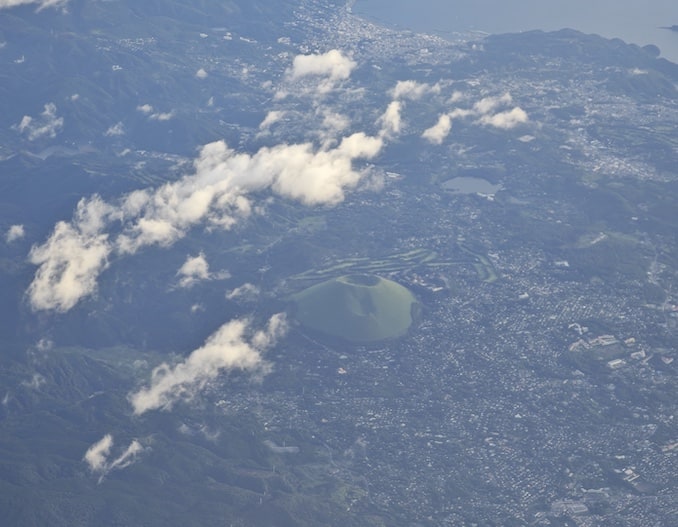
[442,177,502,195]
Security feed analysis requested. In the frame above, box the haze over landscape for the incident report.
[1,1,677,526]
[354,0,678,62]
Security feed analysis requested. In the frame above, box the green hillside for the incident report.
[290,274,420,343]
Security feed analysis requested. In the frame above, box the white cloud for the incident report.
[378,101,402,138]
[320,110,350,135]
[137,104,153,114]
[259,110,285,131]
[251,314,287,349]
[422,114,452,145]
[288,49,356,82]
[630,68,648,75]
[418,92,528,145]
[226,282,259,300]
[479,107,528,129]
[84,435,146,483]
[149,110,175,121]
[27,196,116,312]
[195,68,208,79]
[5,224,25,243]
[84,434,113,474]
[21,373,46,390]
[104,122,125,137]
[176,252,210,288]
[268,133,383,204]
[106,439,144,472]
[136,105,175,121]
[449,108,474,119]
[280,49,356,97]
[178,422,220,441]
[0,0,68,11]
[14,103,63,140]
[448,91,464,103]
[27,126,384,312]
[128,314,286,415]
[473,93,513,115]
[391,80,440,101]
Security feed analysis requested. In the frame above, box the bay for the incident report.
[352,0,678,63]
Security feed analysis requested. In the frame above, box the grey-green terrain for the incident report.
[291,274,420,343]
[0,1,676,526]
